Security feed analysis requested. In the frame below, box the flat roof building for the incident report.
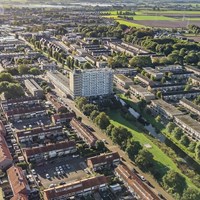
[24,79,43,98]
[151,99,183,120]
[69,68,113,99]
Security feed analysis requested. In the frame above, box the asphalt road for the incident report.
[54,90,174,200]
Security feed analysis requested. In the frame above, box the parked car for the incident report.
[31,169,37,175]
[46,174,50,179]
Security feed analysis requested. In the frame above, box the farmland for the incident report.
[102,10,200,28]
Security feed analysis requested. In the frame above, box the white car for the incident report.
[31,169,36,175]
[72,154,79,158]
[46,174,50,179]
[140,176,146,181]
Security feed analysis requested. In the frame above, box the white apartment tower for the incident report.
[69,68,113,98]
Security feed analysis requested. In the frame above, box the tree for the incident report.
[188,141,197,153]
[129,56,153,68]
[29,67,40,75]
[95,112,110,130]
[105,124,114,136]
[126,140,142,161]
[82,104,98,116]
[182,187,200,200]
[135,149,154,170]
[180,135,190,147]
[156,91,162,98]
[184,84,192,91]
[0,72,14,82]
[111,126,132,150]
[162,170,186,196]
[166,122,176,133]
[195,142,200,160]
[75,97,88,111]
[90,110,100,121]
[96,140,106,151]
[172,127,183,140]
[155,115,161,123]
[83,62,92,69]
[18,65,29,75]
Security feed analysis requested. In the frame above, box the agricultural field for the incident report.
[102,10,200,28]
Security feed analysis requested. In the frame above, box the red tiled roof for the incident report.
[16,125,63,138]
[0,133,13,163]
[70,118,97,146]
[7,166,29,196]
[1,96,39,104]
[52,113,75,121]
[87,152,120,166]
[43,175,108,200]
[11,193,29,200]
[115,164,159,200]
[6,106,45,116]
[24,141,76,157]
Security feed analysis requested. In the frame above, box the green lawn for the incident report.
[119,95,199,164]
[108,110,199,190]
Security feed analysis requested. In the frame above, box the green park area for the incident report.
[108,110,199,191]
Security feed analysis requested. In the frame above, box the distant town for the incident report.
[0,1,200,200]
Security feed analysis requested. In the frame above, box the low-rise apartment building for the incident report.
[115,164,159,200]
[135,74,155,86]
[43,175,108,200]
[70,118,97,147]
[190,75,200,86]
[46,70,71,97]
[162,90,200,101]
[15,125,63,143]
[174,115,200,141]
[51,113,75,124]
[155,64,183,72]
[150,99,183,120]
[180,98,200,117]
[0,133,13,170]
[148,83,185,92]
[23,141,76,163]
[24,79,43,98]
[185,65,200,76]
[130,85,155,102]
[144,67,164,80]
[87,152,120,171]
[7,166,30,200]
[114,74,133,89]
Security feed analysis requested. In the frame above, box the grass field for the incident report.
[102,10,200,28]
[108,110,199,190]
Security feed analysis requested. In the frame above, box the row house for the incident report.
[0,133,13,170]
[15,125,63,143]
[114,68,137,76]
[150,99,183,120]
[174,115,200,141]
[70,118,97,147]
[23,141,76,163]
[51,113,75,124]
[45,93,68,113]
[43,175,108,200]
[180,98,200,117]
[162,90,200,101]
[148,83,185,92]
[114,74,133,89]
[7,166,30,200]
[115,164,159,200]
[87,152,120,171]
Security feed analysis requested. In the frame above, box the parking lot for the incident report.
[34,156,89,188]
